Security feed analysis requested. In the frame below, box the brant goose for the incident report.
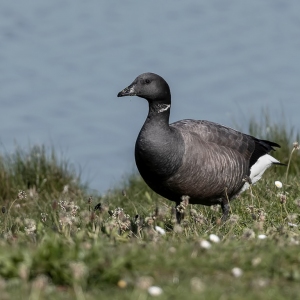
[118,72,284,223]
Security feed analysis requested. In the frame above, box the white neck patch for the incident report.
[157,104,170,113]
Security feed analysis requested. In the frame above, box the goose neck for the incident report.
[147,102,171,124]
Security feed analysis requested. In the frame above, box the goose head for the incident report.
[117,72,171,104]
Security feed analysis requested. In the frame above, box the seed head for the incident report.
[176,195,189,213]
[18,190,27,200]
[279,193,287,204]
[87,196,93,205]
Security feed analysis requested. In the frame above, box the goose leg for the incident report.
[221,199,230,222]
[175,202,184,224]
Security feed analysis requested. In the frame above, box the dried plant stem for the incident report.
[285,147,295,183]
[4,198,19,232]
[282,203,289,218]
[224,187,232,216]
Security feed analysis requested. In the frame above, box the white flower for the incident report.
[155,226,166,235]
[275,181,283,188]
[200,240,211,249]
[148,286,163,296]
[232,267,243,278]
[63,185,69,193]
[258,234,267,240]
[209,234,220,243]
[287,222,298,227]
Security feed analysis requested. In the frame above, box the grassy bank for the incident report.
[0,119,300,299]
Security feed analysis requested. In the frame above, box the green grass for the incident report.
[0,117,300,299]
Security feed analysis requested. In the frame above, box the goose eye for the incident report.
[145,79,150,84]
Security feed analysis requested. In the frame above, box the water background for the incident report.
[1,1,300,194]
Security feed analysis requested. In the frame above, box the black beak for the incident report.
[117,83,136,97]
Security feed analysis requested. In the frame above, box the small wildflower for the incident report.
[176,195,190,214]
[252,278,270,288]
[18,190,27,200]
[136,276,154,290]
[69,262,87,281]
[190,209,206,224]
[210,205,220,212]
[287,222,298,227]
[288,213,298,221]
[59,215,73,226]
[199,240,211,249]
[279,193,287,204]
[229,214,239,224]
[32,275,48,290]
[290,237,300,245]
[232,267,243,278]
[293,141,299,150]
[258,210,266,222]
[155,226,166,235]
[190,277,205,292]
[24,218,36,234]
[148,286,163,296]
[110,207,131,232]
[181,219,189,228]
[275,181,283,188]
[28,187,38,198]
[63,185,69,193]
[252,257,262,266]
[258,234,267,240]
[41,213,48,222]
[87,196,93,205]
[173,276,179,284]
[173,224,183,233]
[145,217,154,226]
[294,199,300,207]
[168,247,176,253]
[242,228,255,240]
[117,279,127,288]
[209,234,220,243]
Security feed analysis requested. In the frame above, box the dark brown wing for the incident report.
[167,120,280,202]
[171,120,280,168]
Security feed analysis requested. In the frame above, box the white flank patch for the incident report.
[240,154,280,193]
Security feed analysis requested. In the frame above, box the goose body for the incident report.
[118,72,283,221]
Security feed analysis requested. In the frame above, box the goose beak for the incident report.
[117,83,136,97]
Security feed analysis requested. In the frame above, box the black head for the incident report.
[117,72,171,104]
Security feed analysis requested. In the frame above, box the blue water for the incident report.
[0,1,299,193]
